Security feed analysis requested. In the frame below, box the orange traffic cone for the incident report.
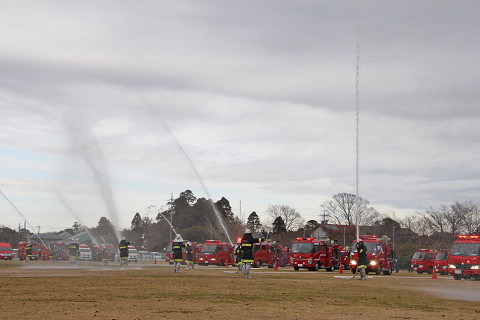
[432,267,437,279]
[339,263,343,274]
[154,258,157,264]
[274,259,278,270]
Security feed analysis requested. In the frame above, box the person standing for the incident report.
[172,234,185,273]
[100,246,109,266]
[185,242,194,270]
[119,237,133,267]
[357,239,368,280]
[234,240,243,274]
[69,240,79,264]
[25,242,33,263]
[241,229,262,279]
[395,256,401,273]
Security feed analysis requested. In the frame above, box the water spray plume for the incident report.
[52,186,98,245]
[0,189,47,248]
[143,102,233,244]
[156,211,178,236]
[67,119,122,243]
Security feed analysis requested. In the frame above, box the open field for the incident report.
[1,261,480,320]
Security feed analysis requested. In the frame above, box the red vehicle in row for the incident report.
[198,240,233,266]
[0,242,14,261]
[166,241,202,264]
[349,235,395,275]
[434,249,449,275]
[290,238,344,271]
[448,234,480,280]
[18,242,40,261]
[410,249,437,274]
[252,241,275,268]
[92,245,117,262]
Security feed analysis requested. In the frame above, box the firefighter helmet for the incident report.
[175,234,184,241]
[245,229,251,234]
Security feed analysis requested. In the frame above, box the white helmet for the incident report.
[121,237,126,241]
[245,229,251,234]
[175,234,184,241]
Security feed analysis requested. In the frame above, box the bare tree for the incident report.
[321,193,379,226]
[452,201,480,234]
[265,204,303,232]
[422,205,448,234]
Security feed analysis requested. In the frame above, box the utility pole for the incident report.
[169,193,174,244]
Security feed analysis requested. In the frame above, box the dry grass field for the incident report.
[1,261,480,320]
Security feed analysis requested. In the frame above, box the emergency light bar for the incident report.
[457,235,480,239]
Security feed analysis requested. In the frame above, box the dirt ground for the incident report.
[1,261,480,320]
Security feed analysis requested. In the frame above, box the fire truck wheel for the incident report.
[375,264,381,275]
[294,266,299,271]
[453,274,461,280]
[427,267,433,274]
[351,269,356,274]
[327,261,335,272]
[255,260,262,268]
[417,270,423,274]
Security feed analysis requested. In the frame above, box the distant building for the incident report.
[28,232,63,243]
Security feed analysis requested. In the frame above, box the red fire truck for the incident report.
[251,241,273,268]
[434,249,449,275]
[448,234,480,280]
[349,235,395,275]
[290,238,342,271]
[18,242,41,261]
[410,249,437,274]
[198,240,233,266]
[166,241,200,264]
[0,242,13,261]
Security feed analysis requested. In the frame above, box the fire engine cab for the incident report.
[411,249,437,274]
[349,235,395,275]
[198,240,233,266]
[290,238,340,271]
[434,249,449,275]
[448,234,480,280]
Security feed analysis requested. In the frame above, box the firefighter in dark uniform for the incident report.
[185,242,194,270]
[69,240,79,264]
[357,239,368,280]
[100,246,109,265]
[172,234,185,273]
[235,239,243,274]
[119,237,133,267]
[241,229,261,279]
[25,242,33,262]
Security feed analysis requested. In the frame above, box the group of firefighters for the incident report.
[22,232,371,281]
[171,228,262,279]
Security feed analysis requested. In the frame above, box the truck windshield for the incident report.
[80,248,91,252]
[450,243,480,256]
[291,242,313,253]
[435,251,448,260]
[201,245,216,254]
[412,252,425,260]
[0,246,12,251]
[351,241,377,254]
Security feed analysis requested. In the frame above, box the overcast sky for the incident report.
[1,1,479,234]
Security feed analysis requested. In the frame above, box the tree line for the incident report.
[1,191,479,265]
